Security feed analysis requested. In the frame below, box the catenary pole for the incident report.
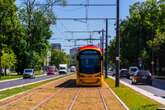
[115,0,120,87]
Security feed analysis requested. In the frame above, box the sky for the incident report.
[16,0,145,54]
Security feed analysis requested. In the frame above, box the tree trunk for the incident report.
[4,68,7,76]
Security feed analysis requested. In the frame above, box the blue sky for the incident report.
[16,0,145,53]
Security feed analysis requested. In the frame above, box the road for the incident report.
[0,74,60,90]
[120,77,165,99]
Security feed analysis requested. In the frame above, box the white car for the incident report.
[23,69,35,79]
[128,66,139,79]
[70,66,76,72]
[59,64,67,74]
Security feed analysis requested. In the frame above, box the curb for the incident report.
[108,76,165,105]
[0,73,73,101]
[104,82,129,110]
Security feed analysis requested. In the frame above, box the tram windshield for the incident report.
[79,50,101,74]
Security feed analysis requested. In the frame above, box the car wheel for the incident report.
[131,81,135,85]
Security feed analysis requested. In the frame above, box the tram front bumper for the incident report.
[77,77,103,86]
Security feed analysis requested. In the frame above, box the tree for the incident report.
[50,49,69,68]
[15,0,66,73]
[0,0,25,74]
[108,0,164,72]
[1,47,17,75]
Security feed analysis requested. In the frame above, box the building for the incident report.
[70,47,78,65]
[51,43,61,50]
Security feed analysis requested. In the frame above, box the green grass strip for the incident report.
[0,75,22,81]
[0,74,71,100]
[105,78,164,110]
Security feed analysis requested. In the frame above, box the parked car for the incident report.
[128,66,139,79]
[131,70,152,85]
[119,69,129,78]
[47,66,58,75]
[59,64,68,74]
[70,66,76,72]
[23,69,35,79]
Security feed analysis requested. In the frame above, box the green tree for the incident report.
[1,48,17,75]
[108,0,164,71]
[0,0,25,74]
[15,0,66,73]
[50,49,69,68]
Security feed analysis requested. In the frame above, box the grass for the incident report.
[0,70,44,81]
[35,70,44,75]
[0,74,70,100]
[0,75,22,81]
[105,78,164,110]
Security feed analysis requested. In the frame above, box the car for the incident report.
[119,69,129,78]
[23,69,35,79]
[128,66,139,79]
[70,66,76,72]
[47,66,58,75]
[59,64,67,74]
[131,70,152,85]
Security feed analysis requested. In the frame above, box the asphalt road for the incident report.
[0,74,60,90]
[120,77,165,98]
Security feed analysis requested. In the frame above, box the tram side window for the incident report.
[79,55,101,74]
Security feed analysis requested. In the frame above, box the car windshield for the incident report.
[24,70,33,73]
[131,68,137,72]
[60,67,66,69]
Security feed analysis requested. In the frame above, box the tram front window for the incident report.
[79,54,101,74]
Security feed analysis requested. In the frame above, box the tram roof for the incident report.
[79,45,102,53]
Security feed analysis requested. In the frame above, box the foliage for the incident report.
[1,48,17,69]
[108,0,164,70]
[0,0,25,75]
[15,0,66,73]
[50,49,69,68]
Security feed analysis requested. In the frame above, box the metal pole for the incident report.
[101,29,105,76]
[105,19,108,78]
[115,0,120,87]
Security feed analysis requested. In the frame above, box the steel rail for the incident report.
[31,80,74,110]
[98,88,109,110]
[67,88,81,110]
[0,75,72,108]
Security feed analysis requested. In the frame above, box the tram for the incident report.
[76,45,103,86]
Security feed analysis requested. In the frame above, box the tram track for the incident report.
[0,75,74,110]
[31,81,74,110]
[98,88,109,110]
[0,76,126,110]
[67,88,81,110]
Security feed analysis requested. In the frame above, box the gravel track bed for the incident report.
[0,75,125,110]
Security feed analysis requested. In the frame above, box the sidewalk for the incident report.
[108,76,165,105]
[153,75,165,80]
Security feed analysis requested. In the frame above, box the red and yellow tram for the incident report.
[76,45,103,86]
